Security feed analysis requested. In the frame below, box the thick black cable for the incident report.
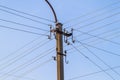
[0,8,50,26]
[0,25,47,36]
[0,4,54,23]
[0,19,48,31]
[64,1,120,24]
[45,0,58,23]
[71,44,116,80]
[68,65,120,80]
[79,41,120,77]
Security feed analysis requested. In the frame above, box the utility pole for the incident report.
[45,1,64,80]
[56,23,64,80]
[45,1,73,80]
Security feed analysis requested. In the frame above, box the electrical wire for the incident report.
[15,59,53,80]
[67,31,120,55]
[80,28,120,43]
[76,40,120,57]
[79,41,120,77]
[0,36,43,62]
[67,11,120,30]
[6,47,54,73]
[0,72,35,80]
[71,44,116,80]
[63,1,120,24]
[76,11,120,29]
[0,8,50,26]
[1,47,55,80]
[68,65,120,80]
[65,6,120,29]
[66,26,120,53]
[0,39,51,72]
[74,29,120,46]
[66,28,120,53]
[73,19,120,39]
[0,19,49,31]
[82,20,120,34]
[0,4,54,23]
[0,25,48,36]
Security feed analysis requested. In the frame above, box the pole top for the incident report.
[56,23,63,27]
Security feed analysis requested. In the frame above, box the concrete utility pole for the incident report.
[56,23,64,80]
[45,0,64,80]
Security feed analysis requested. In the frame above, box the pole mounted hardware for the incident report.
[64,50,69,64]
[45,1,75,80]
[48,24,75,45]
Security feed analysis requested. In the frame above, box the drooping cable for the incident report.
[0,19,49,31]
[71,44,116,80]
[0,8,50,26]
[0,4,54,23]
[0,25,48,36]
[78,41,120,77]
[1,47,54,80]
[14,59,53,80]
[68,65,120,80]
[74,29,120,46]
[64,1,120,25]
[0,39,51,72]
[75,11,120,29]
[76,40,120,57]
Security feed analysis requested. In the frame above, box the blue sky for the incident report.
[0,0,120,80]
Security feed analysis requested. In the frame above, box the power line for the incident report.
[0,25,48,36]
[0,72,35,80]
[80,27,120,43]
[0,4,54,23]
[63,1,120,24]
[67,27,120,53]
[65,6,120,29]
[72,11,120,29]
[73,19,120,38]
[1,47,55,80]
[0,19,49,31]
[67,31,120,55]
[74,29,120,46]
[0,36,43,62]
[71,44,116,80]
[83,19,120,34]
[68,65,120,80]
[76,41,120,57]
[15,59,53,80]
[0,40,51,73]
[79,41,120,77]
[0,8,50,26]
[77,12,120,29]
